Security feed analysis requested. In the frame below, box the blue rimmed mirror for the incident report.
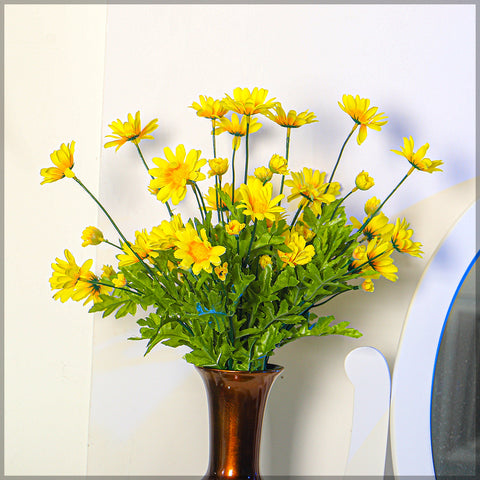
[390,199,478,478]
[431,250,478,477]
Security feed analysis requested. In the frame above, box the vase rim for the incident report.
[195,363,284,374]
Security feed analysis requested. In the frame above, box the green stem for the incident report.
[90,279,143,296]
[243,218,258,266]
[135,143,153,178]
[330,190,354,221]
[73,177,159,282]
[193,181,208,218]
[215,176,221,223]
[328,125,357,184]
[357,172,410,236]
[279,127,291,200]
[211,119,217,158]
[104,239,123,250]
[231,148,236,204]
[243,115,251,183]
[190,183,205,222]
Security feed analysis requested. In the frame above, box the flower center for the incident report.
[189,241,210,263]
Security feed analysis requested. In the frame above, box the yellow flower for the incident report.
[364,197,381,215]
[149,145,206,205]
[50,249,93,302]
[354,171,375,191]
[278,231,315,267]
[238,177,285,222]
[264,103,317,128]
[293,217,316,242]
[72,271,112,305]
[104,111,158,151]
[391,218,423,258]
[254,166,273,182]
[351,213,393,242]
[391,136,443,174]
[174,224,226,275]
[351,238,398,282]
[40,142,76,184]
[113,273,127,288]
[102,265,116,279]
[361,278,375,292]
[259,255,272,269]
[214,262,228,281]
[208,157,229,177]
[149,214,184,250]
[204,183,237,211]
[117,230,159,267]
[81,226,104,247]
[190,96,228,119]
[285,168,339,216]
[215,114,262,150]
[338,94,387,145]
[269,154,289,175]
[222,87,277,116]
[225,220,245,235]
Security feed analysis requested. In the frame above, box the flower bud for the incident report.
[225,220,245,236]
[361,278,375,292]
[208,157,228,177]
[364,196,381,215]
[81,226,104,247]
[259,255,272,269]
[355,171,374,190]
[269,154,289,175]
[254,166,273,182]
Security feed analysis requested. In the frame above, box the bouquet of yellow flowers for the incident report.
[41,88,442,372]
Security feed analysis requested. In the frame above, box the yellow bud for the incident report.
[269,154,289,175]
[259,255,272,269]
[113,274,127,288]
[361,278,375,292]
[355,171,375,190]
[352,245,367,260]
[81,226,104,247]
[208,157,228,177]
[254,166,273,182]
[225,220,245,236]
[364,196,381,215]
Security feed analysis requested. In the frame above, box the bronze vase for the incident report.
[196,364,284,480]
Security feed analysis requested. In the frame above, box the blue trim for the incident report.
[429,248,480,474]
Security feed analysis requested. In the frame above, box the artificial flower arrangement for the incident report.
[41,88,443,372]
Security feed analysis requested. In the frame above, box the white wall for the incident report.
[4,4,107,475]
[5,4,476,476]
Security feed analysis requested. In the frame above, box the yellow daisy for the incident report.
[50,249,93,302]
[148,145,206,205]
[285,168,340,216]
[351,238,398,282]
[190,95,228,119]
[222,87,277,116]
[351,213,394,242]
[214,262,228,281]
[390,218,423,257]
[215,114,262,150]
[40,142,76,184]
[364,197,381,215]
[104,111,158,151]
[338,94,388,145]
[238,177,285,222]
[174,224,226,275]
[72,271,112,305]
[391,136,443,174]
[117,230,159,267]
[264,103,317,128]
[149,214,185,250]
[278,231,315,267]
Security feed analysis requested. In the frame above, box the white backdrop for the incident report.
[5,3,476,476]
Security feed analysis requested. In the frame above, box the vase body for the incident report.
[196,364,283,480]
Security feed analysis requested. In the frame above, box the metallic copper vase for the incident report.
[196,365,284,480]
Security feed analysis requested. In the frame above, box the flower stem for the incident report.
[279,127,291,201]
[357,172,411,236]
[327,124,358,186]
[243,115,251,183]
[90,279,142,296]
[134,143,153,178]
[104,239,123,250]
[211,119,217,158]
[72,176,159,282]
[330,190,354,221]
[231,148,237,204]
[190,183,205,222]
[243,218,258,266]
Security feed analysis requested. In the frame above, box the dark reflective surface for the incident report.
[431,254,479,478]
